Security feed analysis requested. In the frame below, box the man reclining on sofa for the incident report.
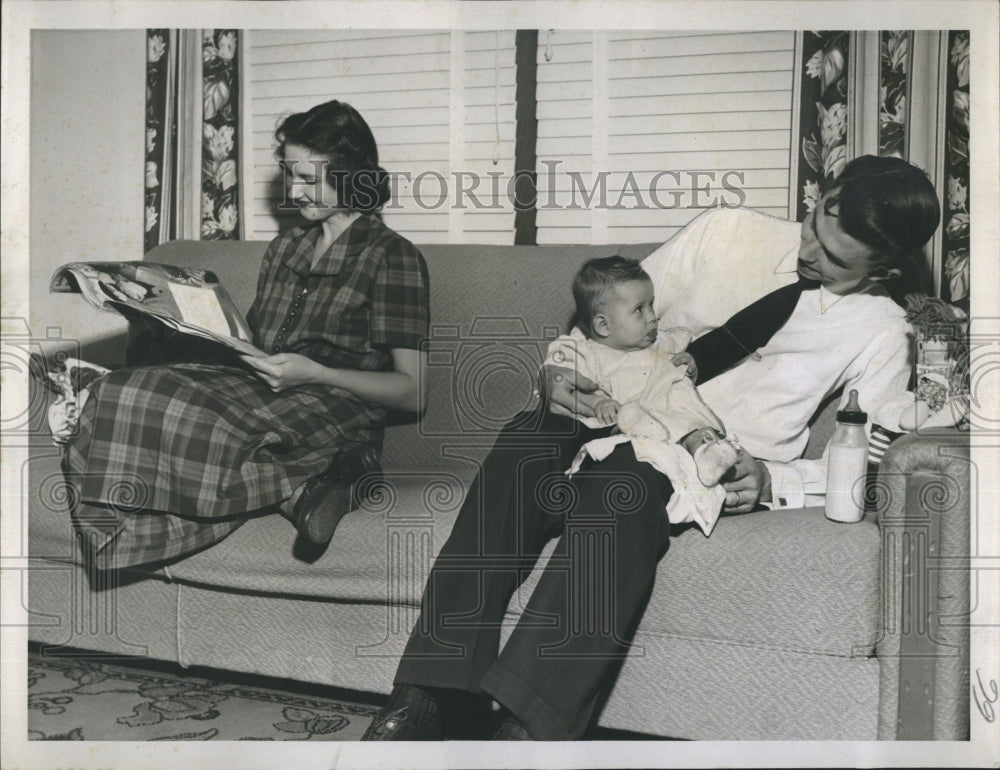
[362,154,944,741]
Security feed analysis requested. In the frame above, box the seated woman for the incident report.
[60,99,429,570]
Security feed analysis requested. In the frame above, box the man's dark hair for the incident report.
[824,155,942,304]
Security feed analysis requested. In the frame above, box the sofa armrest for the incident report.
[875,428,971,740]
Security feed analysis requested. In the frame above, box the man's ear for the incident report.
[870,267,902,282]
[592,313,610,339]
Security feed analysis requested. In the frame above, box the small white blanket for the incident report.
[567,435,725,537]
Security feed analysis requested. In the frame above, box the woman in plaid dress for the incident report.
[63,100,429,570]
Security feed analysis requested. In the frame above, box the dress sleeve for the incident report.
[245,233,285,334]
[369,237,430,350]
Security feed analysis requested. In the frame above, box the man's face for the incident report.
[598,279,658,351]
[797,194,877,294]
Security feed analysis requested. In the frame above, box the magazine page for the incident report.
[106,300,266,358]
[50,261,263,356]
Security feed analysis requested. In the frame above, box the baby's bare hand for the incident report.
[672,352,698,380]
[595,398,621,426]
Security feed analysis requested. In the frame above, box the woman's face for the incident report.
[282,142,340,221]
[797,194,879,295]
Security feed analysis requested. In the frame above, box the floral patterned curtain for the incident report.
[201,30,240,240]
[878,31,910,159]
[144,29,173,252]
[795,31,849,219]
[796,30,970,305]
[942,31,969,309]
[143,28,240,249]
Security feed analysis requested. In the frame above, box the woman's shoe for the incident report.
[293,446,379,545]
[361,685,444,740]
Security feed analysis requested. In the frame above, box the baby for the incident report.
[545,256,740,534]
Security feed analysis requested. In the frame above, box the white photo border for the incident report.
[2,2,998,768]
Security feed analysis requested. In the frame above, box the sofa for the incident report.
[25,237,970,740]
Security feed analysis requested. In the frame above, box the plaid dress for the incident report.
[63,215,429,569]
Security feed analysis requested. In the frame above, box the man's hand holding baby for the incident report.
[569,386,621,426]
[721,449,772,513]
[542,365,621,426]
[544,364,602,419]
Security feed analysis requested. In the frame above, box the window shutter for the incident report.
[536,31,797,244]
[455,30,518,244]
[244,30,516,244]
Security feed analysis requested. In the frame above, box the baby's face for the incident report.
[600,279,658,351]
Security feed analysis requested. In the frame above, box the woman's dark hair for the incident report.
[275,100,391,213]
[823,155,941,305]
[573,255,652,338]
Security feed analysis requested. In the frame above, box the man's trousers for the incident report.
[394,408,675,740]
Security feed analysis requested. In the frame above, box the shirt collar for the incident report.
[285,214,379,277]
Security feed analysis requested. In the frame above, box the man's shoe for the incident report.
[361,685,444,741]
[293,446,379,546]
[441,692,497,740]
[492,714,533,740]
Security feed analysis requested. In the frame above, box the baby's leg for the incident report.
[679,427,740,487]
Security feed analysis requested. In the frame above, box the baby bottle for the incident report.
[825,389,869,523]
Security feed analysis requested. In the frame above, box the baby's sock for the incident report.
[693,439,739,486]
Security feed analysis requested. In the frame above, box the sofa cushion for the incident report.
[164,500,882,658]
[29,413,880,661]
[516,508,882,657]
[164,473,471,604]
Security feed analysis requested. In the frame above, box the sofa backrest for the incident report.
[145,238,836,473]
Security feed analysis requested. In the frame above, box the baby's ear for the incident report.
[592,313,610,338]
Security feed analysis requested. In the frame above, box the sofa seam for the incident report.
[175,581,188,669]
[617,627,879,660]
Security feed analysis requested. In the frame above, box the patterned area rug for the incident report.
[28,648,380,741]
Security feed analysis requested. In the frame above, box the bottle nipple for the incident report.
[836,389,868,424]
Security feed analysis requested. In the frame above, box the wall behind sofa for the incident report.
[30,30,146,356]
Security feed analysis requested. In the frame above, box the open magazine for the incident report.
[51,261,265,358]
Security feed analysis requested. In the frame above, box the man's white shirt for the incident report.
[640,207,912,508]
